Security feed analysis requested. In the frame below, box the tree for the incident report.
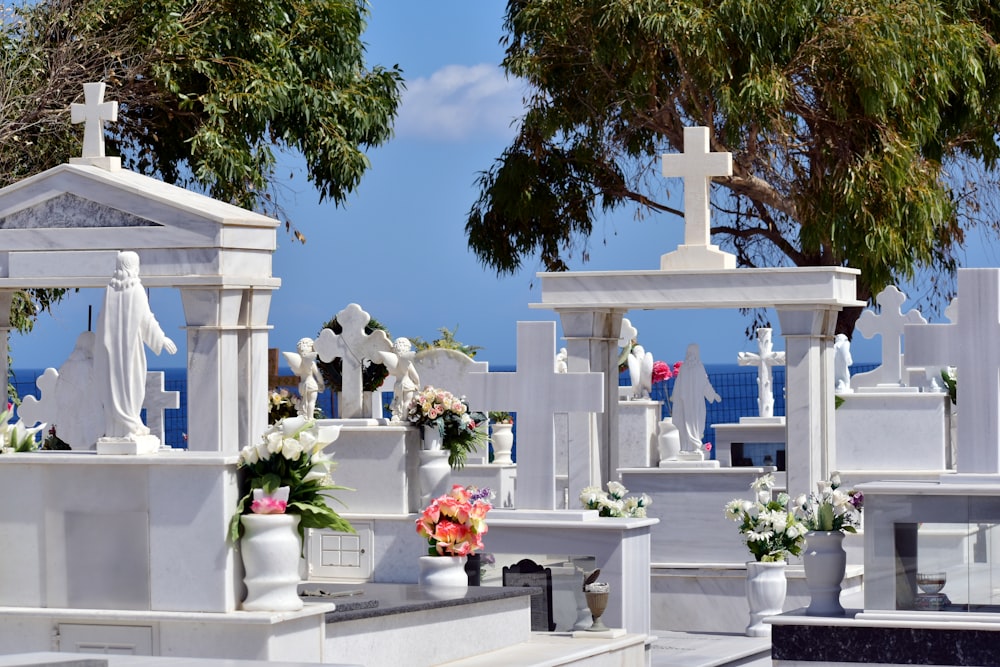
[0,0,403,334]
[467,0,1000,334]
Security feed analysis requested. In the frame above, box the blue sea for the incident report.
[10,362,876,462]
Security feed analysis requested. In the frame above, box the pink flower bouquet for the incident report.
[415,485,493,556]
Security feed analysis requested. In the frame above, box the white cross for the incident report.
[904,269,1000,475]
[71,82,118,159]
[315,303,393,419]
[458,321,605,509]
[856,285,926,386]
[737,328,785,418]
[662,126,732,247]
[143,371,180,445]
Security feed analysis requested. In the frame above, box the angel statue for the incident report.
[378,337,420,422]
[627,344,654,399]
[283,337,325,419]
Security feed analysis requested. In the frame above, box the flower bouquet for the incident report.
[415,485,492,556]
[793,472,863,533]
[229,416,354,542]
[579,481,651,518]
[725,474,807,562]
[0,404,46,453]
[652,360,682,384]
[406,386,487,469]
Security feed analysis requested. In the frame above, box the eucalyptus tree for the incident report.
[467,0,1000,333]
[0,0,403,333]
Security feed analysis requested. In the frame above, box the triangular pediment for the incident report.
[0,163,279,288]
[0,192,161,230]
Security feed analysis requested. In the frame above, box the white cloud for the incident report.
[395,64,526,141]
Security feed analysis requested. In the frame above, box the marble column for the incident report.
[0,291,12,405]
[558,308,624,496]
[236,288,273,449]
[180,288,245,454]
[776,308,839,497]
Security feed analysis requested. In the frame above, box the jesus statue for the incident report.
[95,251,177,444]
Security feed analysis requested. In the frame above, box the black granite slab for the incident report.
[773,621,1000,665]
[302,583,539,624]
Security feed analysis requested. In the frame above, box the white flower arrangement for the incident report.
[725,473,807,562]
[793,472,863,533]
[0,405,45,453]
[580,481,651,518]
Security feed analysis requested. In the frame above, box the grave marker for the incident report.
[315,303,393,419]
[463,322,604,509]
[855,285,925,387]
[737,328,785,418]
[660,126,735,270]
[904,269,1000,476]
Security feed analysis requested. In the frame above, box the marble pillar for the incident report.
[777,308,839,497]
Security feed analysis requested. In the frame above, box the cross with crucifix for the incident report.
[314,303,393,419]
[737,328,785,418]
[904,269,1000,477]
[659,126,736,270]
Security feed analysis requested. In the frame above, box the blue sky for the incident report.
[10,0,1000,372]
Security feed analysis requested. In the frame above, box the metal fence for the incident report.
[10,362,879,455]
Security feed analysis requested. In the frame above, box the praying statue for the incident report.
[378,337,420,422]
[670,343,721,456]
[95,251,177,440]
[283,337,325,419]
[834,333,853,392]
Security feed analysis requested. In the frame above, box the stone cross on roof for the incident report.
[659,126,736,270]
[70,82,120,170]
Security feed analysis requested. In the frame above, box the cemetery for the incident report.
[0,83,998,667]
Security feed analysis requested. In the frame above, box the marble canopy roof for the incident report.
[0,162,280,289]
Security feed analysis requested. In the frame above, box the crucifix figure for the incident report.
[855,285,926,387]
[315,303,393,419]
[737,328,785,418]
[71,82,118,160]
[659,126,736,270]
[905,269,1000,476]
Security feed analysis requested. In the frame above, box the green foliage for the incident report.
[411,326,483,358]
[470,0,1000,330]
[0,0,402,334]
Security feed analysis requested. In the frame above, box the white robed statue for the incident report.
[670,343,721,458]
[95,251,177,445]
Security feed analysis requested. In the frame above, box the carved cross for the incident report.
[459,322,605,509]
[143,371,180,445]
[737,328,785,418]
[71,82,118,159]
[661,126,732,247]
[856,285,926,386]
[315,303,393,419]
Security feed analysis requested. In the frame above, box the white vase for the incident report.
[422,424,443,451]
[419,449,451,506]
[240,514,303,612]
[745,560,787,637]
[418,555,468,591]
[491,422,514,464]
[657,418,681,463]
[803,530,847,616]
